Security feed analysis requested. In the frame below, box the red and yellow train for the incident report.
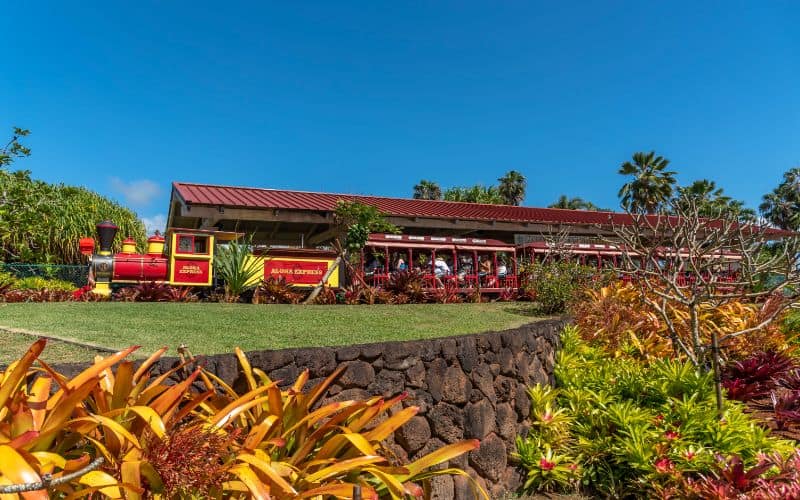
[80,221,741,296]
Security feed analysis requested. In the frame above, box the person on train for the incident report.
[393,253,407,271]
[434,255,451,278]
[479,255,492,276]
[365,255,382,276]
[497,258,508,278]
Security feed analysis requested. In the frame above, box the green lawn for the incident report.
[0,302,545,363]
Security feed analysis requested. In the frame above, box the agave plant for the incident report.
[214,237,262,302]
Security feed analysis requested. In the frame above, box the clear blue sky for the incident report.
[3,2,798,231]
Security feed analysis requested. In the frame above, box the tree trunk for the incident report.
[711,331,724,420]
[303,256,342,304]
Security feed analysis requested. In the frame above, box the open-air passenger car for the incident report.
[361,234,518,293]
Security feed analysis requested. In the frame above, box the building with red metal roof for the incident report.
[166,182,788,246]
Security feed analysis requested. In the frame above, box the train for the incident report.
[79,221,340,296]
[79,220,741,296]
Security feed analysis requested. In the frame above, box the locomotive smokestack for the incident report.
[96,220,119,255]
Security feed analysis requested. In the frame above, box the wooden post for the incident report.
[353,484,362,500]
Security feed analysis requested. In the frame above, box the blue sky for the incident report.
[3,2,798,232]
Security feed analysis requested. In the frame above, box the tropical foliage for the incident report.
[676,179,755,221]
[443,185,503,204]
[497,170,527,206]
[760,167,800,231]
[573,283,791,361]
[413,170,527,205]
[214,237,262,302]
[515,326,796,497]
[617,150,677,213]
[548,195,602,211]
[0,340,487,499]
[519,261,597,314]
[333,201,400,255]
[411,180,442,200]
[0,169,145,264]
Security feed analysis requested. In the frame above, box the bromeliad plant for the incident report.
[515,326,796,498]
[0,341,487,499]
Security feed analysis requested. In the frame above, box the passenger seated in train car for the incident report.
[479,255,492,278]
[391,252,407,271]
[497,256,508,278]
[364,254,383,276]
[434,255,451,277]
[457,254,473,284]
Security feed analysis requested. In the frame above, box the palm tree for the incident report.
[443,185,503,204]
[618,151,677,213]
[497,170,527,206]
[548,195,600,210]
[678,179,755,221]
[412,180,442,200]
[760,168,800,230]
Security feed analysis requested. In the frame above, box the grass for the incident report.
[0,330,106,365]
[0,302,546,364]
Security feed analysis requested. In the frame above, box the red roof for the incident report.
[172,182,792,236]
[173,182,630,226]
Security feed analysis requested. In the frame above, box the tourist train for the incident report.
[80,220,740,296]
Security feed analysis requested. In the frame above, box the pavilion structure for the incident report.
[166,181,647,247]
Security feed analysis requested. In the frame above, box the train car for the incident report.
[361,234,518,293]
[80,221,339,295]
[517,240,741,286]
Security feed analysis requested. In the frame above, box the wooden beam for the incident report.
[307,226,340,245]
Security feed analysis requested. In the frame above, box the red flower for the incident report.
[541,411,553,423]
[664,430,680,440]
[539,457,556,471]
[654,457,674,473]
[684,450,696,461]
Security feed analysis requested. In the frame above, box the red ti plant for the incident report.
[721,351,796,401]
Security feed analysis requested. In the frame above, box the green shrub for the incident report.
[12,275,75,291]
[515,325,796,497]
[785,309,800,337]
[214,237,262,302]
[519,261,596,314]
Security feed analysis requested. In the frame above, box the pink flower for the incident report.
[568,463,578,472]
[654,457,674,473]
[539,458,555,471]
[664,430,680,440]
[684,450,696,461]
[541,412,553,423]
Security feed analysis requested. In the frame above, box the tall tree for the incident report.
[0,126,145,263]
[412,180,442,200]
[549,195,601,211]
[611,192,800,417]
[0,127,30,170]
[443,185,504,204]
[677,179,756,222]
[760,168,800,231]
[618,151,677,213]
[497,170,527,206]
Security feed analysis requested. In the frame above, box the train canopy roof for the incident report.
[167,182,793,246]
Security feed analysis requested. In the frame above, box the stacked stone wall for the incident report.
[53,317,568,497]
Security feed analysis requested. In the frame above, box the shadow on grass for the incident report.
[501,302,545,317]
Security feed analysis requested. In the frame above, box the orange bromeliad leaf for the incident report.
[0,340,46,410]
[237,453,298,496]
[0,445,47,500]
[302,455,387,483]
[403,440,480,477]
[297,482,378,499]
[230,464,271,500]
